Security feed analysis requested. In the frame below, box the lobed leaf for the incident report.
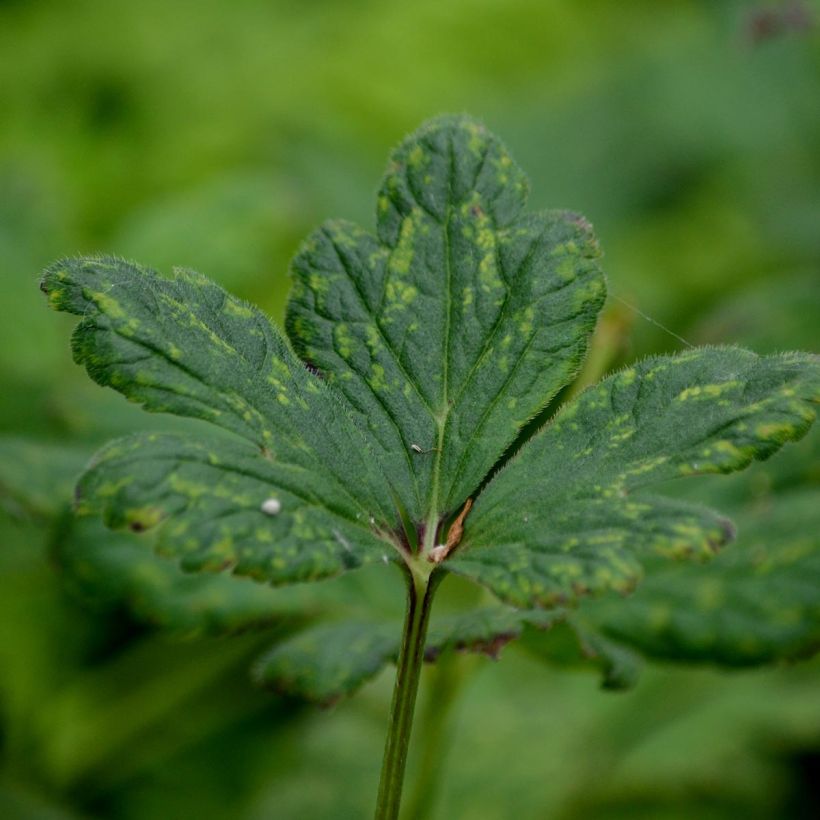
[40,117,820,642]
[40,257,406,584]
[452,348,820,607]
[77,432,396,584]
[40,256,394,524]
[582,437,820,666]
[287,115,605,521]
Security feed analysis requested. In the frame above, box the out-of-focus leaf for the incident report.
[0,438,87,520]
[517,617,642,691]
[57,517,303,638]
[588,486,820,666]
[254,607,562,703]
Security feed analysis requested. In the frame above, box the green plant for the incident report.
[40,115,820,819]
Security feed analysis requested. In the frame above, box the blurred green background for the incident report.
[1,1,819,818]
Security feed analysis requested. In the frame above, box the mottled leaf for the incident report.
[451,348,819,607]
[77,432,395,583]
[41,118,820,635]
[581,426,820,667]
[41,257,401,584]
[286,115,605,522]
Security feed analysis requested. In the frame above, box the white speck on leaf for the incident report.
[261,498,281,516]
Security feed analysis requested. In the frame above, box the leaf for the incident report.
[76,432,397,583]
[58,517,304,637]
[517,617,642,691]
[286,114,605,522]
[572,277,820,670]
[254,607,562,703]
[41,116,820,621]
[451,348,819,608]
[41,257,400,583]
[0,438,379,637]
[253,620,398,703]
[579,428,820,667]
[573,626,642,690]
[0,437,87,520]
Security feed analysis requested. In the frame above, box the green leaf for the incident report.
[254,620,398,703]
[451,348,819,607]
[58,517,304,637]
[518,617,642,691]
[0,437,87,520]
[286,114,605,522]
[581,433,820,667]
[0,438,374,636]
[254,607,562,703]
[77,432,395,583]
[41,116,819,623]
[41,257,402,584]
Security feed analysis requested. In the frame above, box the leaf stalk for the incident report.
[374,562,442,819]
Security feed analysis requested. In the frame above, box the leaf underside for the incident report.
[40,114,820,637]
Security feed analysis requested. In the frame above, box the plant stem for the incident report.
[374,564,441,820]
[403,648,470,819]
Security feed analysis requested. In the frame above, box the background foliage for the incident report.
[1,1,819,818]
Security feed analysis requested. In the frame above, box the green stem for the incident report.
[374,564,441,820]
[403,648,470,819]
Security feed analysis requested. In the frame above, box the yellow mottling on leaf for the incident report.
[309,273,330,298]
[677,381,741,401]
[224,300,255,319]
[390,211,418,275]
[556,258,576,282]
[125,506,164,530]
[92,291,126,320]
[333,324,354,359]
[369,363,389,392]
[466,121,485,156]
[407,143,426,169]
[518,306,534,336]
[756,421,796,440]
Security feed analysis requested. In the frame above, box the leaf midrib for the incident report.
[425,134,457,547]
